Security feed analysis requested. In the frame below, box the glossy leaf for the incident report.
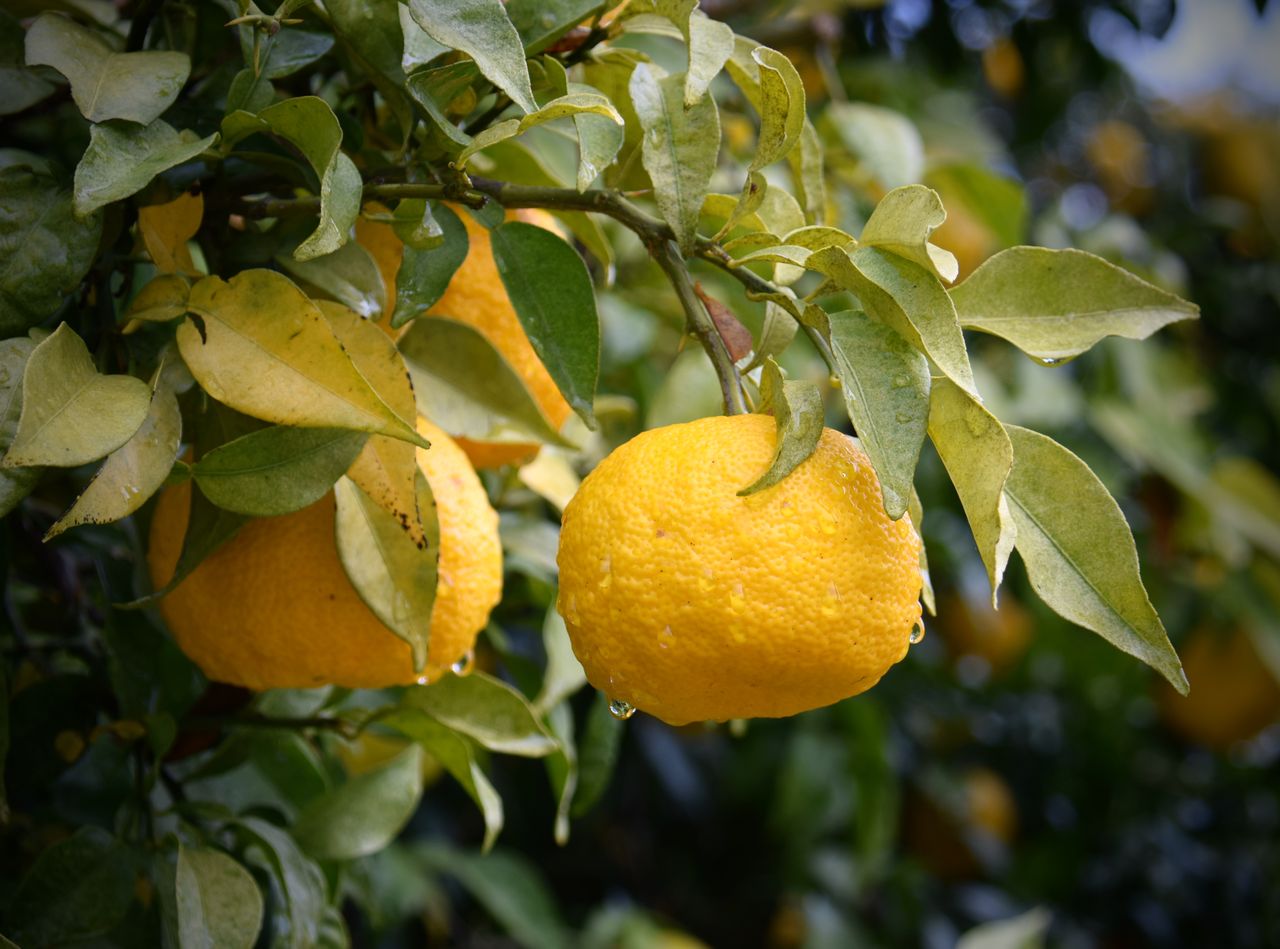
[406,0,537,114]
[193,425,366,517]
[927,379,1016,600]
[74,119,217,215]
[334,472,439,672]
[1005,424,1185,691]
[0,337,38,516]
[508,0,605,54]
[571,691,624,817]
[2,323,149,469]
[951,247,1200,363]
[179,270,427,447]
[570,81,626,190]
[406,672,558,757]
[739,358,824,496]
[859,184,959,283]
[491,221,600,425]
[234,817,327,949]
[0,167,102,337]
[175,845,263,949]
[138,191,203,275]
[24,12,189,124]
[536,607,587,715]
[391,202,469,328]
[293,746,425,861]
[630,64,719,254]
[455,92,623,169]
[276,239,385,320]
[828,309,931,519]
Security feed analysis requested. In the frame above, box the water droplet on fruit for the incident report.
[909,619,926,644]
[451,650,475,676]
[820,511,837,535]
[729,582,746,611]
[608,698,636,720]
[598,556,612,589]
[415,674,431,685]
[659,624,675,648]
[699,569,715,591]
[565,594,580,624]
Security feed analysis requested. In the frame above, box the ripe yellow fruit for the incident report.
[556,414,923,725]
[356,206,572,469]
[147,418,502,690]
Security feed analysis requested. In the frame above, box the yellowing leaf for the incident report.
[138,191,203,275]
[738,358,824,496]
[124,274,191,324]
[455,93,623,169]
[859,185,959,283]
[178,270,427,448]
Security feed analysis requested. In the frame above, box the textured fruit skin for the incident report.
[1158,627,1280,750]
[556,414,923,725]
[147,418,502,690]
[357,206,571,468]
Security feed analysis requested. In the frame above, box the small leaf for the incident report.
[789,121,826,224]
[0,337,39,516]
[125,274,191,324]
[391,197,446,250]
[750,46,805,170]
[536,606,587,715]
[193,425,366,517]
[859,184,958,283]
[739,358,824,496]
[747,299,798,371]
[175,845,263,949]
[1004,424,1186,692]
[293,745,425,861]
[684,12,734,106]
[138,191,203,275]
[380,710,504,851]
[74,120,217,216]
[630,64,719,254]
[334,472,439,672]
[233,817,327,948]
[24,12,189,124]
[926,378,1015,599]
[570,81,625,191]
[951,247,1200,363]
[406,0,537,114]
[2,323,149,469]
[491,221,600,425]
[570,691,624,817]
[828,309,931,519]
[138,482,249,605]
[692,283,753,362]
[406,672,558,756]
[0,167,101,337]
[235,27,334,80]
[455,92,623,169]
[276,239,386,320]
[391,202,469,328]
[46,371,181,537]
[909,488,935,615]
[822,101,924,190]
[404,60,479,148]
[399,316,574,447]
[179,270,427,447]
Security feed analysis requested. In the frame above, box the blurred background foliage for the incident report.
[4,0,1280,946]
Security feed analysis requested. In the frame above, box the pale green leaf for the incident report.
[0,11,55,116]
[334,472,439,671]
[24,13,189,124]
[0,167,101,337]
[507,0,606,54]
[828,309,930,519]
[717,172,768,240]
[406,671,558,756]
[1004,424,1186,692]
[630,64,719,254]
[73,120,216,216]
[957,908,1051,949]
[788,120,826,224]
[750,46,805,170]
[684,12,734,106]
[276,239,385,320]
[491,221,600,425]
[125,275,191,325]
[731,243,812,269]
[823,101,924,190]
[406,0,537,114]
[46,372,181,537]
[927,378,1015,599]
[456,92,622,169]
[908,488,935,615]
[293,746,425,861]
[859,184,958,283]
[739,358,824,496]
[951,247,1200,363]
[536,606,587,715]
[404,60,479,148]
[390,197,445,250]
[927,163,1028,250]
[238,29,334,80]
[2,323,149,469]
[746,300,798,371]
[569,81,626,191]
[175,846,263,949]
[193,426,367,517]
[399,2,450,71]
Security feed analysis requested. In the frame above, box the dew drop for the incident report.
[608,698,636,720]
[909,619,926,645]
[415,674,431,686]
[598,555,613,589]
[819,511,837,535]
[565,594,580,624]
[451,649,475,677]
[729,582,746,611]
[699,568,715,591]
[659,624,675,648]
[1039,356,1066,367]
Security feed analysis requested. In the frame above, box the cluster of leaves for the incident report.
[0,0,1235,944]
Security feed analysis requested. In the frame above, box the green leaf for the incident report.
[827,310,930,519]
[222,97,360,261]
[175,845,264,949]
[46,370,181,537]
[325,0,414,134]
[192,425,366,517]
[1004,424,1186,692]
[569,81,625,191]
[0,337,40,516]
[908,489,935,615]
[399,3,451,70]
[124,274,191,324]
[0,10,55,116]
[746,300,798,372]
[950,247,1200,363]
[491,221,600,425]
[570,691,624,817]
[24,12,189,124]
[630,64,719,255]
[406,0,537,114]
[1,323,149,468]
[0,167,102,337]
[813,245,977,397]
[859,184,959,283]
[380,710,504,851]
[74,119,216,216]
[455,92,623,169]
[391,202,469,328]
[404,60,479,148]
[926,378,1015,599]
[399,316,574,447]
[788,121,826,224]
[926,163,1028,250]
[234,817,327,949]
[7,827,134,946]
[536,606,587,715]
[179,269,428,447]
[406,671,558,756]
[276,239,386,320]
[334,472,440,672]
[683,12,734,106]
[823,101,924,190]
[293,745,425,861]
[225,67,274,114]
[238,28,335,80]
[507,0,605,54]
[750,46,805,170]
[738,358,824,496]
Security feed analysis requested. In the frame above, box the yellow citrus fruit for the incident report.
[356,205,572,469]
[556,414,923,725]
[1157,627,1280,750]
[147,418,502,690]
[981,37,1025,98]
